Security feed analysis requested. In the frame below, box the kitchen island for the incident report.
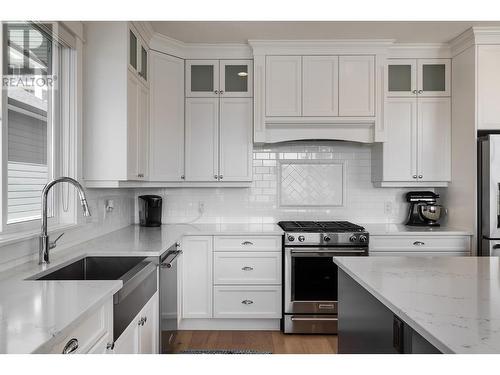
[333,256,500,354]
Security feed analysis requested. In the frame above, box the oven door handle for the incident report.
[290,317,338,321]
[290,249,367,257]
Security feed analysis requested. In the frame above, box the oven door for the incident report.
[284,247,366,315]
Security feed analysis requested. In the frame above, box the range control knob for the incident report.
[359,235,368,243]
[349,235,358,243]
[298,235,305,242]
[323,235,331,242]
[287,235,295,242]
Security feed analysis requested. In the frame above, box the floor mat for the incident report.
[180,349,272,354]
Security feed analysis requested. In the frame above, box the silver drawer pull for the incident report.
[318,304,335,309]
[413,241,425,246]
[241,299,254,305]
[241,241,254,246]
[241,266,254,271]
[62,338,79,354]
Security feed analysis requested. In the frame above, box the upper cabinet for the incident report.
[338,55,375,116]
[265,56,302,116]
[302,56,339,117]
[186,60,253,98]
[477,45,500,130]
[387,58,450,97]
[83,22,150,184]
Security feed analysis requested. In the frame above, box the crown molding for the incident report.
[389,43,451,59]
[450,27,500,57]
[132,21,155,46]
[248,39,395,55]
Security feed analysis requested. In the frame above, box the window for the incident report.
[1,22,77,233]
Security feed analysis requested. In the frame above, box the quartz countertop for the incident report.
[333,256,500,354]
[0,223,283,353]
[363,223,472,236]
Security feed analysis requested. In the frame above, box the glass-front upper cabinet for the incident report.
[129,29,138,71]
[220,60,253,97]
[387,58,450,97]
[128,27,148,83]
[186,60,220,97]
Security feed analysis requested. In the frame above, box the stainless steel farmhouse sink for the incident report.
[28,256,158,341]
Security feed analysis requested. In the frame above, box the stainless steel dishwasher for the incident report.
[159,241,182,353]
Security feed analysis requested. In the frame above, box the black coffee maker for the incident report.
[138,195,162,227]
[405,191,442,227]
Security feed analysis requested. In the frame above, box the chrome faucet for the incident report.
[39,177,91,264]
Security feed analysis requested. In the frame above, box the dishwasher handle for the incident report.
[161,250,182,268]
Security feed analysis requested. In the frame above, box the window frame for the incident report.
[0,21,80,234]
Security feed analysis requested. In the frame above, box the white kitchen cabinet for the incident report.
[113,292,159,354]
[214,251,281,285]
[477,45,500,130]
[181,236,213,319]
[185,98,219,182]
[387,58,450,98]
[219,98,253,181]
[186,60,219,97]
[129,25,148,85]
[338,55,375,116]
[302,56,339,116]
[84,22,150,183]
[417,98,451,182]
[149,52,185,181]
[265,56,302,117]
[373,96,451,186]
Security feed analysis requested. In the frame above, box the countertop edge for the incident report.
[333,257,454,354]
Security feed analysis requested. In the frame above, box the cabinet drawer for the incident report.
[47,299,112,354]
[371,251,470,257]
[214,252,281,285]
[370,235,471,252]
[213,286,281,318]
[214,236,281,251]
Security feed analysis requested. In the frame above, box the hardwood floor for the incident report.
[171,330,338,354]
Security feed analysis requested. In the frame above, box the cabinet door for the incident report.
[113,317,140,354]
[418,97,451,182]
[129,29,138,72]
[383,98,418,181]
[186,60,219,97]
[417,59,450,97]
[477,46,500,130]
[220,60,253,98]
[338,55,375,116]
[265,56,302,116]
[182,236,213,318]
[139,293,159,354]
[387,59,417,97]
[139,43,148,82]
[185,98,219,181]
[149,52,185,181]
[127,71,139,180]
[219,98,253,182]
[137,82,149,180]
[302,56,339,116]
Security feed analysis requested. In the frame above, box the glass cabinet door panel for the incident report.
[388,65,412,92]
[191,65,214,92]
[140,45,148,80]
[225,65,248,92]
[422,64,446,92]
[129,30,137,70]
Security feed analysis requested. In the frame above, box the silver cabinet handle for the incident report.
[214,90,219,94]
[220,90,224,94]
[160,250,182,268]
[412,90,417,94]
[106,342,115,351]
[413,241,425,246]
[241,266,254,271]
[137,173,144,178]
[143,316,147,324]
[214,175,218,180]
[219,175,223,180]
[418,90,423,94]
[241,241,254,246]
[138,317,144,326]
[418,175,423,179]
[412,175,417,179]
[241,300,254,305]
[62,338,79,354]
[181,175,185,180]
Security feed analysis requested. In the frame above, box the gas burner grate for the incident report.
[278,221,365,232]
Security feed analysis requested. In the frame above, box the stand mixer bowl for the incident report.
[418,204,443,224]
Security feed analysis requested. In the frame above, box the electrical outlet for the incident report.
[198,201,205,214]
[384,201,393,215]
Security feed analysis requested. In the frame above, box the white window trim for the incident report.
[0,22,83,237]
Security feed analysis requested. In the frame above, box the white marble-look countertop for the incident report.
[0,223,283,353]
[363,223,472,236]
[333,256,500,354]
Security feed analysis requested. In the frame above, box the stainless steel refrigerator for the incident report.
[478,134,500,255]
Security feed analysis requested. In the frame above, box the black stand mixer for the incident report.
[405,191,443,227]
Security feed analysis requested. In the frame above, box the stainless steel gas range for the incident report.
[278,221,369,334]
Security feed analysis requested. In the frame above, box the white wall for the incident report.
[137,141,423,225]
[0,188,134,271]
